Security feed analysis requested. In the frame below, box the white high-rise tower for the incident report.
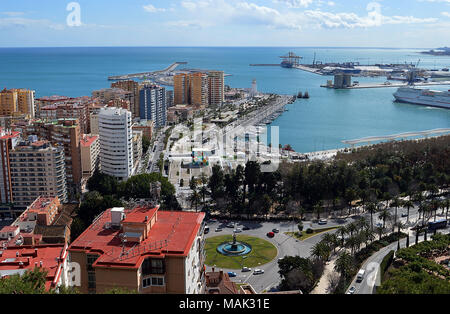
[98,107,134,181]
[251,79,258,97]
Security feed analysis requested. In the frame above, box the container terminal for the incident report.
[251,52,450,89]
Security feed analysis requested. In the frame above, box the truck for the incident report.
[356,269,365,282]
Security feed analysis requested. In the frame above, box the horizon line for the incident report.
[0,45,434,50]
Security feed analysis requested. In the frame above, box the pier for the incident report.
[108,62,188,81]
[321,80,450,89]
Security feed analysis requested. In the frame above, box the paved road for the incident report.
[204,219,339,293]
[348,225,450,295]
[203,200,447,293]
[147,129,166,174]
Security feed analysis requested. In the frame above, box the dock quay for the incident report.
[321,80,450,89]
[108,62,187,81]
[250,64,280,66]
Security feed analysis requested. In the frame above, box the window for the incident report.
[142,276,164,288]
[87,254,99,271]
[141,258,165,275]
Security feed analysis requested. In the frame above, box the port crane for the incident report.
[279,52,303,67]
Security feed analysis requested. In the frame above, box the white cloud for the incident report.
[143,4,166,13]
[442,11,450,17]
[169,0,437,31]
[1,12,25,17]
[0,17,65,30]
[273,0,315,8]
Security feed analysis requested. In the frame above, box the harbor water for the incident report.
[0,47,449,153]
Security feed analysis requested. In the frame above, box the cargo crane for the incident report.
[280,52,303,68]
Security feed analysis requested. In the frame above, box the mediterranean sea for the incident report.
[0,47,449,153]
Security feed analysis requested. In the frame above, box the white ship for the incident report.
[393,87,450,109]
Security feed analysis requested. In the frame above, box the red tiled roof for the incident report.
[0,226,19,233]
[69,206,205,269]
[122,206,158,224]
[0,244,68,290]
[80,135,98,148]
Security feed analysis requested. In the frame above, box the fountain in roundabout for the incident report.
[217,232,252,256]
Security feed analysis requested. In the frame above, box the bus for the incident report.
[428,219,448,231]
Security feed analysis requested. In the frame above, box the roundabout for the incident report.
[205,234,278,269]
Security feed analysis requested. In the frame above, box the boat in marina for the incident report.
[393,87,450,109]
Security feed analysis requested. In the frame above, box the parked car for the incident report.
[242,226,250,231]
[227,223,235,228]
[204,226,210,234]
[215,228,223,232]
[234,228,242,233]
[228,272,237,277]
[272,228,280,233]
[242,267,252,272]
[253,269,264,275]
[267,232,275,238]
[401,213,408,218]
[318,219,328,225]
[346,286,356,294]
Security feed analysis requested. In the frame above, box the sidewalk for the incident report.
[310,256,337,294]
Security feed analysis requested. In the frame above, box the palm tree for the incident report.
[322,233,339,255]
[444,199,450,222]
[390,197,402,230]
[335,251,354,286]
[337,226,347,247]
[366,202,377,231]
[311,241,331,262]
[418,201,430,226]
[403,200,414,223]
[378,209,391,229]
[346,222,358,238]
[345,236,360,256]
[188,190,201,212]
[375,225,384,241]
[356,217,369,232]
[430,199,440,222]
[313,202,323,221]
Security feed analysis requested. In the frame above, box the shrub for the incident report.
[306,228,314,234]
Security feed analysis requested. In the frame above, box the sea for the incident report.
[0,47,449,153]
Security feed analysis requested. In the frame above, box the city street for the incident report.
[203,199,447,293]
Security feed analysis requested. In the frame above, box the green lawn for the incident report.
[205,235,278,270]
[285,226,338,241]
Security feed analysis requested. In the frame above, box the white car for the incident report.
[234,228,242,233]
[253,269,264,275]
[242,267,252,272]
[346,286,356,294]
[318,219,328,225]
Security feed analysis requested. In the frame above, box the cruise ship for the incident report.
[393,87,450,109]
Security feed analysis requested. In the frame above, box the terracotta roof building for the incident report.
[68,205,206,294]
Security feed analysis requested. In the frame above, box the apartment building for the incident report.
[68,205,206,294]
[208,71,225,106]
[139,84,167,128]
[11,196,75,245]
[98,107,133,181]
[0,88,35,118]
[190,72,209,107]
[111,80,141,118]
[0,243,71,291]
[9,139,68,210]
[0,129,20,205]
[132,130,143,173]
[80,134,100,179]
[174,73,190,105]
[132,120,154,141]
[25,119,82,195]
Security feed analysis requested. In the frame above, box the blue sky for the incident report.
[0,0,449,47]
